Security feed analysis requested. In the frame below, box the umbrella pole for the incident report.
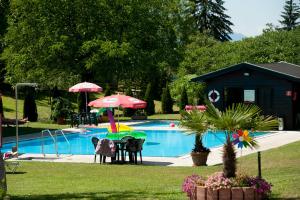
[85,92,88,113]
[117,106,120,132]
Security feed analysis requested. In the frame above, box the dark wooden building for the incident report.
[192,62,300,130]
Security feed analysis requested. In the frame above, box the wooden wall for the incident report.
[201,65,295,129]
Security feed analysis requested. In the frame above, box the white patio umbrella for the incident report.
[69,82,103,113]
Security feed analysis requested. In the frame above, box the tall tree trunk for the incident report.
[0,114,7,197]
[0,154,7,198]
[223,133,236,178]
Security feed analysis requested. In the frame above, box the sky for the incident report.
[224,0,286,37]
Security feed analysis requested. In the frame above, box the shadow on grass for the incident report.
[6,171,27,175]
[10,190,183,200]
[3,127,52,137]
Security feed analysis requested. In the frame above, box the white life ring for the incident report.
[208,89,220,102]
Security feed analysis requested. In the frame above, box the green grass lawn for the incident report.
[6,141,300,199]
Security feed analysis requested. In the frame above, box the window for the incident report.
[244,90,255,103]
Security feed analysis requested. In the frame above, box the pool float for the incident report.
[107,124,133,133]
[106,131,147,140]
[169,122,175,127]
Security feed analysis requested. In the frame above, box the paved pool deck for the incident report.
[6,124,300,167]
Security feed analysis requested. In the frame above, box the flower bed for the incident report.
[183,172,272,200]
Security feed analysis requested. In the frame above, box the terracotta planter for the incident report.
[57,117,65,125]
[243,187,255,200]
[255,193,263,200]
[207,188,218,200]
[231,187,243,200]
[196,186,207,200]
[218,188,231,200]
[191,152,209,166]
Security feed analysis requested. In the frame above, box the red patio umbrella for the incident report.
[69,82,102,113]
[88,94,147,132]
[88,94,146,109]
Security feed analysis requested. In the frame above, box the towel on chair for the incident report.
[95,139,116,157]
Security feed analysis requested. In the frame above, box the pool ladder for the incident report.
[41,129,71,157]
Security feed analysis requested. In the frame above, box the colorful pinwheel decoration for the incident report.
[232,129,257,149]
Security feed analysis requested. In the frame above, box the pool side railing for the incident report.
[41,129,71,157]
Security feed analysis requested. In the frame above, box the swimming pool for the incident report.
[2,121,270,157]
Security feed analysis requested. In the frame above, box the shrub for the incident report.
[179,87,188,111]
[23,87,38,121]
[144,83,155,115]
[51,97,72,121]
[161,84,173,114]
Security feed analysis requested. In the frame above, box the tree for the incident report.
[161,84,173,114]
[190,0,233,41]
[144,83,155,115]
[205,103,278,178]
[2,0,182,94]
[23,87,38,121]
[104,84,112,97]
[179,87,188,110]
[279,0,300,30]
[178,29,300,77]
[123,87,135,117]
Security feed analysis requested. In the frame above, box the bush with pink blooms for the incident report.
[182,175,205,198]
[204,172,232,190]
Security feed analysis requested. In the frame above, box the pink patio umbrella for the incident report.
[69,82,103,113]
[88,94,147,132]
[88,94,147,109]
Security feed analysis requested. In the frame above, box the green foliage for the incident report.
[123,87,135,117]
[51,97,72,121]
[161,84,173,114]
[2,0,183,93]
[279,0,300,30]
[77,93,86,113]
[23,87,38,121]
[190,0,233,41]
[170,74,205,105]
[205,102,278,178]
[179,29,300,77]
[104,84,112,97]
[180,110,209,152]
[179,87,188,110]
[144,83,155,115]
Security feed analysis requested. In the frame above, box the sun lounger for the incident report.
[2,118,28,127]
[3,152,19,173]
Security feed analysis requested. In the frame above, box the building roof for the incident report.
[191,62,300,83]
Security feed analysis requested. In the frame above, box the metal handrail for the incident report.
[55,130,72,155]
[41,129,58,157]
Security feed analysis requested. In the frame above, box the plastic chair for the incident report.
[125,138,145,164]
[91,137,101,163]
[95,138,117,164]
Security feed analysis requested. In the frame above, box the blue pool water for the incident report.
[2,121,270,157]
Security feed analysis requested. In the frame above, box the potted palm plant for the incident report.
[180,110,210,166]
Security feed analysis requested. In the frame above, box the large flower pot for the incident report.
[196,186,207,200]
[207,188,218,200]
[218,188,231,200]
[231,187,243,200]
[191,152,209,166]
[243,187,255,200]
